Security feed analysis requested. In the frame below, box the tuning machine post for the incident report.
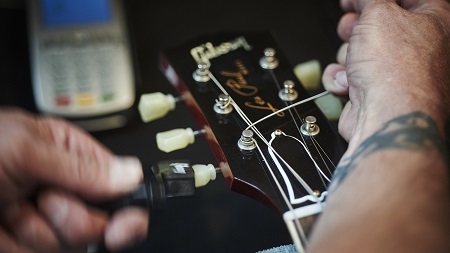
[259,48,279,70]
[300,116,320,136]
[238,129,256,151]
[214,94,233,114]
[192,61,211,82]
[278,80,298,101]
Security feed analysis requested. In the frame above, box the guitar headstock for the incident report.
[159,31,346,252]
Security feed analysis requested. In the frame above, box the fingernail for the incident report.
[334,70,348,88]
[45,194,69,229]
[105,208,148,251]
[337,43,348,64]
[109,156,143,193]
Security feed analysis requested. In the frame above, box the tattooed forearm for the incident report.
[329,112,448,192]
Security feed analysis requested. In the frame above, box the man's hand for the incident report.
[0,108,148,253]
[308,1,450,252]
[322,0,450,143]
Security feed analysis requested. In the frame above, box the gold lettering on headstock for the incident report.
[245,96,285,117]
[190,36,252,65]
[220,59,284,118]
[220,60,257,96]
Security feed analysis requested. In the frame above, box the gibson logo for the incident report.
[190,36,252,65]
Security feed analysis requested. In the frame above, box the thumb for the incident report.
[24,116,143,199]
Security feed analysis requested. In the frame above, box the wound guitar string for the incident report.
[268,132,330,203]
[207,67,334,252]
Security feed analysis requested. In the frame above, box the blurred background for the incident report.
[0,0,343,252]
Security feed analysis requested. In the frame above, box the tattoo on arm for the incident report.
[329,112,448,192]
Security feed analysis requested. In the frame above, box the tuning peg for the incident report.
[156,127,205,153]
[138,92,183,123]
[278,80,298,101]
[192,163,217,187]
[293,59,322,90]
[260,48,279,69]
[293,60,343,120]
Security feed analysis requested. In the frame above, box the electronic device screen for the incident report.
[42,0,111,27]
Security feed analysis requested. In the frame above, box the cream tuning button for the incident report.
[156,128,194,153]
[138,92,182,122]
[192,164,217,188]
[293,59,322,90]
[156,128,205,153]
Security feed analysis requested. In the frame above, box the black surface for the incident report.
[0,1,343,252]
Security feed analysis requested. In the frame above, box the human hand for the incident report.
[308,3,450,252]
[322,0,450,144]
[0,108,148,253]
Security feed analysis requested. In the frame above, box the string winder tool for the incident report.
[94,160,218,211]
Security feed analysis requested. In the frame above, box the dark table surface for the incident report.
[0,1,343,252]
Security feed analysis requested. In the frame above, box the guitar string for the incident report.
[207,71,316,197]
[267,69,329,189]
[243,91,328,131]
[268,69,335,189]
[293,102,337,184]
[312,137,335,175]
[208,71,312,252]
[282,133,331,182]
[268,132,329,204]
[264,68,335,251]
[208,71,320,198]
[208,69,332,202]
[208,72,315,253]
[255,141,309,252]
[205,57,340,251]
[269,69,331,189]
